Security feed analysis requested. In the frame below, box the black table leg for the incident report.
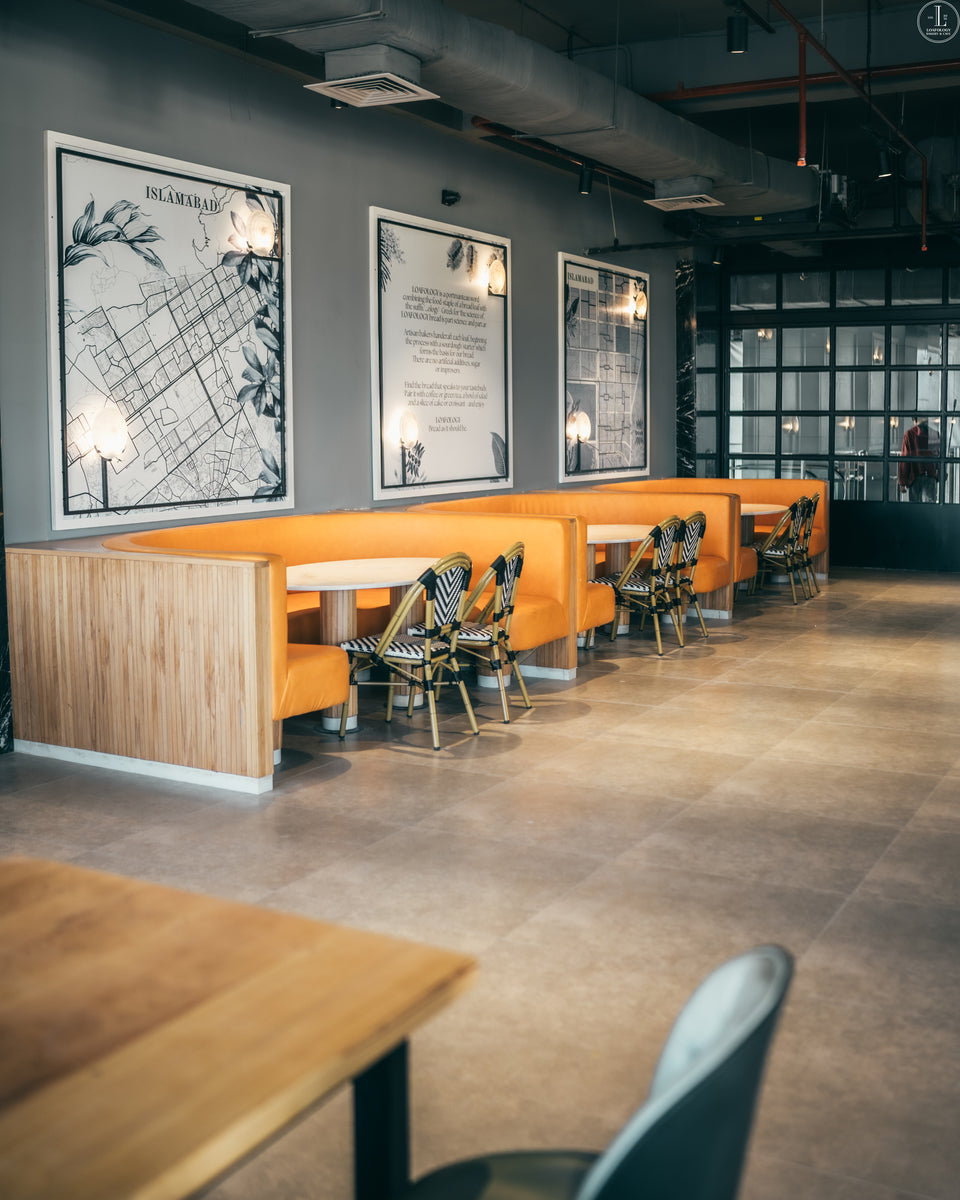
[353,1040,410,1199]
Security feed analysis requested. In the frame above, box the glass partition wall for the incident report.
[696,267,960,507]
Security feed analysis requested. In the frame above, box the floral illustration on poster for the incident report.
[371,208,511,499]
[45,132,292,528]
[559,253,649,481]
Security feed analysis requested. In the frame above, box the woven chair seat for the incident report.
[341,634,445,660]
[455,622,496,643]
[408,620,492,645]
[594,572,671,594]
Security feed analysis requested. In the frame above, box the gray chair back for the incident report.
[577,945,792,1200]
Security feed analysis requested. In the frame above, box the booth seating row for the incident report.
[6,510,579,793]
[415,490,745,622]
[597,477,830,578]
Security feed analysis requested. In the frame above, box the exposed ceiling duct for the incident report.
[187,0,818,217]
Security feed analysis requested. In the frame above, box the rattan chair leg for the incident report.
[691,595,709,638]
[451,662,480,736]
[651,610,663,655]
[507,647,533,709]
[422,667,441,750]
[671,600,685,648]
[491,646,510,723]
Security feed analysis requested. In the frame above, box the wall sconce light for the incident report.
[782,415,800,434]
[890,415,900,429]
[398,411,419,486]
[246,209,277,255]
[757,328,773,341]
[566,410,591,471]
[90,401,128,460]
[487,257,506,296]
[727,8,749,53]
[873,346,884,363]
[625,281,648,321]
[578,162,594,195]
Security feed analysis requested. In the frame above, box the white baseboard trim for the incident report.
[522,665,578,680]
[13,740,273,796]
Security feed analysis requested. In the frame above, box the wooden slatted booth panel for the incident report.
[6,548,274,780]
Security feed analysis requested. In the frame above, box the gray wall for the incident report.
[0,0,678,544]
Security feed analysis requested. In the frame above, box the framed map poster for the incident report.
[559,253,649,482]
[371,208,511,500]
[45,132,293,528]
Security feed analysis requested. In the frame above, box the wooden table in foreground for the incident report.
[0,857,475,1200]
[287,557,437,730]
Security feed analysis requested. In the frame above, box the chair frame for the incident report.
[338,552,479,751]
[797,491,822,596]
[598,516,682,654]
[752,500,808,604]
[673,511,709,643]
[455,542,533,724]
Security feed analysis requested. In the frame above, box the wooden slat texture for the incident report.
[6,548,273,778]
[0,857,476,1200]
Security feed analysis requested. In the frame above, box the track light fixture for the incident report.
[724,0,774,53]
[877,147,893,179]
[578,162,594,195]
[727,5,748,52]
[712,246,725,266]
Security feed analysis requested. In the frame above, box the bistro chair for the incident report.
[402,944,793,1200]
[673,511,710,643]
[425,542,532,724]
[798,492,822,596]
[595,515,682,654]
[752,500,808,604]
[338,552,479,751]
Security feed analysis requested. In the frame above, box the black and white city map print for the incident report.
[561,254,648,481]
[47,134,291,527]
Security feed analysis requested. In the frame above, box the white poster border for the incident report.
[45,131,294,529]
[558,252,650,484]
[370,207,513,501]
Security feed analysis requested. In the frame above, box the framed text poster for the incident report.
[371,208,511,499]
[559,253,649,482]
[45,132,293,528]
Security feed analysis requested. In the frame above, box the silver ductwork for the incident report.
[195,0,818,216]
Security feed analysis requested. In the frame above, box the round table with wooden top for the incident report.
[738,503,788,545]
[586,523,655,578]
[287,557,438,730]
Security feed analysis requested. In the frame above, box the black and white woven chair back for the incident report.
[654,516,681,578]
[677,512,706,581]
[496,542,524,619]
[426,556,471,635]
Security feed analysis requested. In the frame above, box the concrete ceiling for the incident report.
[92,0,960,259]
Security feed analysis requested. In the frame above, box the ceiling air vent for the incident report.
[305,44,438,107]
[643,176,724,212]
[644,193,724,211]
[305,73,439,107]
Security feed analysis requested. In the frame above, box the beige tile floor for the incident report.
[1,567,958,1199]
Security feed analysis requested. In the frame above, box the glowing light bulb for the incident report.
[246,209,276,255]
